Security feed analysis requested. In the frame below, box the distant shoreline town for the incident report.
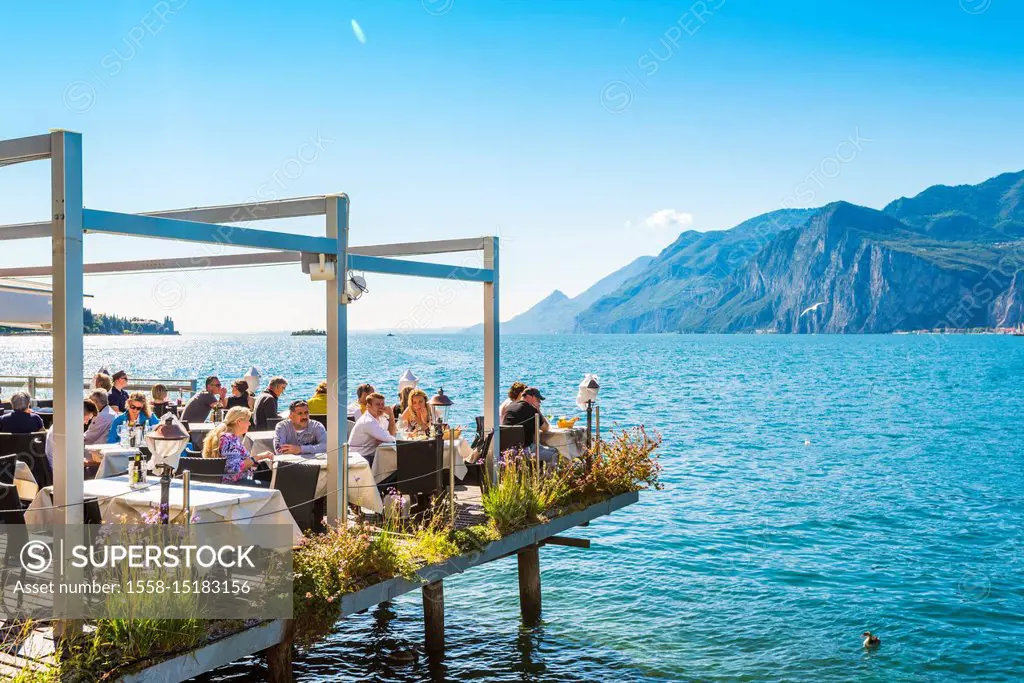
[0,308,178,336]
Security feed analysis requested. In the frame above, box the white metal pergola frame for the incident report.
[0,130,502,528]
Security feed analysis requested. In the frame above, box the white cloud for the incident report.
[642,209,694,230]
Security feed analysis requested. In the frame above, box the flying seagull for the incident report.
[800,301,826,317]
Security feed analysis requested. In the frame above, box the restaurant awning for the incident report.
[0,279,53,330]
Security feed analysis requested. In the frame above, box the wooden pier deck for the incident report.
[1,487,638,682]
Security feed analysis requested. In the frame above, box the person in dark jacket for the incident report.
[501,387,559,465]
[0,391,44,433]
[108,370,130,413]
[252,376,288,430]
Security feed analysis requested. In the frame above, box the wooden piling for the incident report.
[422,581,445,657]
[517,544,542,625]
[265,619,295,683]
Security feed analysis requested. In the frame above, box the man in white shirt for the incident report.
[83,390,115,446]
[347,392,396,465]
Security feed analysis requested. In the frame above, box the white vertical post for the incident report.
[51,130,84,645]
[483,236,500,485]
[51,130,84,526]
[326,194,349,524]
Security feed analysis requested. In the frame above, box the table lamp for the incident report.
[145,413,189,524]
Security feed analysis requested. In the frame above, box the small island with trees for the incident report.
[291,328,327,336]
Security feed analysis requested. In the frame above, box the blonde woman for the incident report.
[202,406,272,484]
[150,383,171,417]
[400,388,434,434]
[306,381,329,414]
[392,385,414,420]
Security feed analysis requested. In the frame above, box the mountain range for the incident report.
[467,169,1024,334]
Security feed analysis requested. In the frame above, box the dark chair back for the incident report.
[0,454,18,486]
[394,439,444,497]
[497,425,526,458]
[84,498,103,525]
[470,415,485,451]
[35,400,53,409]
[309,414,328,428]
[175,456,226,484]
[265,416,284,431]
[272,462,321,532]
[152,402,169,418]
[0,483,26,525]
[0,432,50,488]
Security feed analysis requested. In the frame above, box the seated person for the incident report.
[106,392,158,443]
[108,370,130,414]
[501,387,559,466]
[150,383,172,417]
[347,383,375,420]
[83,390,115,446]
[181,376,227,423]
[399,389,434,435]
[46,399,98,469]
[226,380,254,410]
[0,391,44,433]
[201,406,273,484]
[252,376,288,430]
[274,400,328,456]
[499,381,527,424]
[392,386,414,420]
[306,382,329,415]
[348,392,396,465]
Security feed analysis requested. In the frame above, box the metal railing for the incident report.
[0,375,197,400]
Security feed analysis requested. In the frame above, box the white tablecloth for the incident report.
[271,453,382,514]
[541,426,587,460]
[14,460,38,500]
[87,444,139,479]
[187,422,217,450]
[25,475,302,544]
[372,437,471,484]
[243,430,276,456]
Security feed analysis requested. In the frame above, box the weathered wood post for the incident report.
[517,544,542,625]
[422,581,445,657]
[266,619,296,683]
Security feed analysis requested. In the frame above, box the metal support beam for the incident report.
[82,209,338,254]
[139,196,327,224]
[0,133,51,167]
[50,130,84,644]
[349,237,486,257]
[349,254,493,282]
[326,195,349,524]
[0,252,301,278]
[483,237,500,485]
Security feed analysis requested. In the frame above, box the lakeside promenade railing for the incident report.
[0,375,197,400]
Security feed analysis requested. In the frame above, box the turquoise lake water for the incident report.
[1,333,1022,681]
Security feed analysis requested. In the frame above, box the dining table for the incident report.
[372,435,471,484]
[25,474,302,544]
[186,422,217,450]
[271,452,383,514]
[86,443,140,479]
[540,426,587,460]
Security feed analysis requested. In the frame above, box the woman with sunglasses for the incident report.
[106,392,158,443]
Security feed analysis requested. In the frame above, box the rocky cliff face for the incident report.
[575,170,1024,333]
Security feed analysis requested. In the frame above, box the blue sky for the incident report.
[2,0,1023,331]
